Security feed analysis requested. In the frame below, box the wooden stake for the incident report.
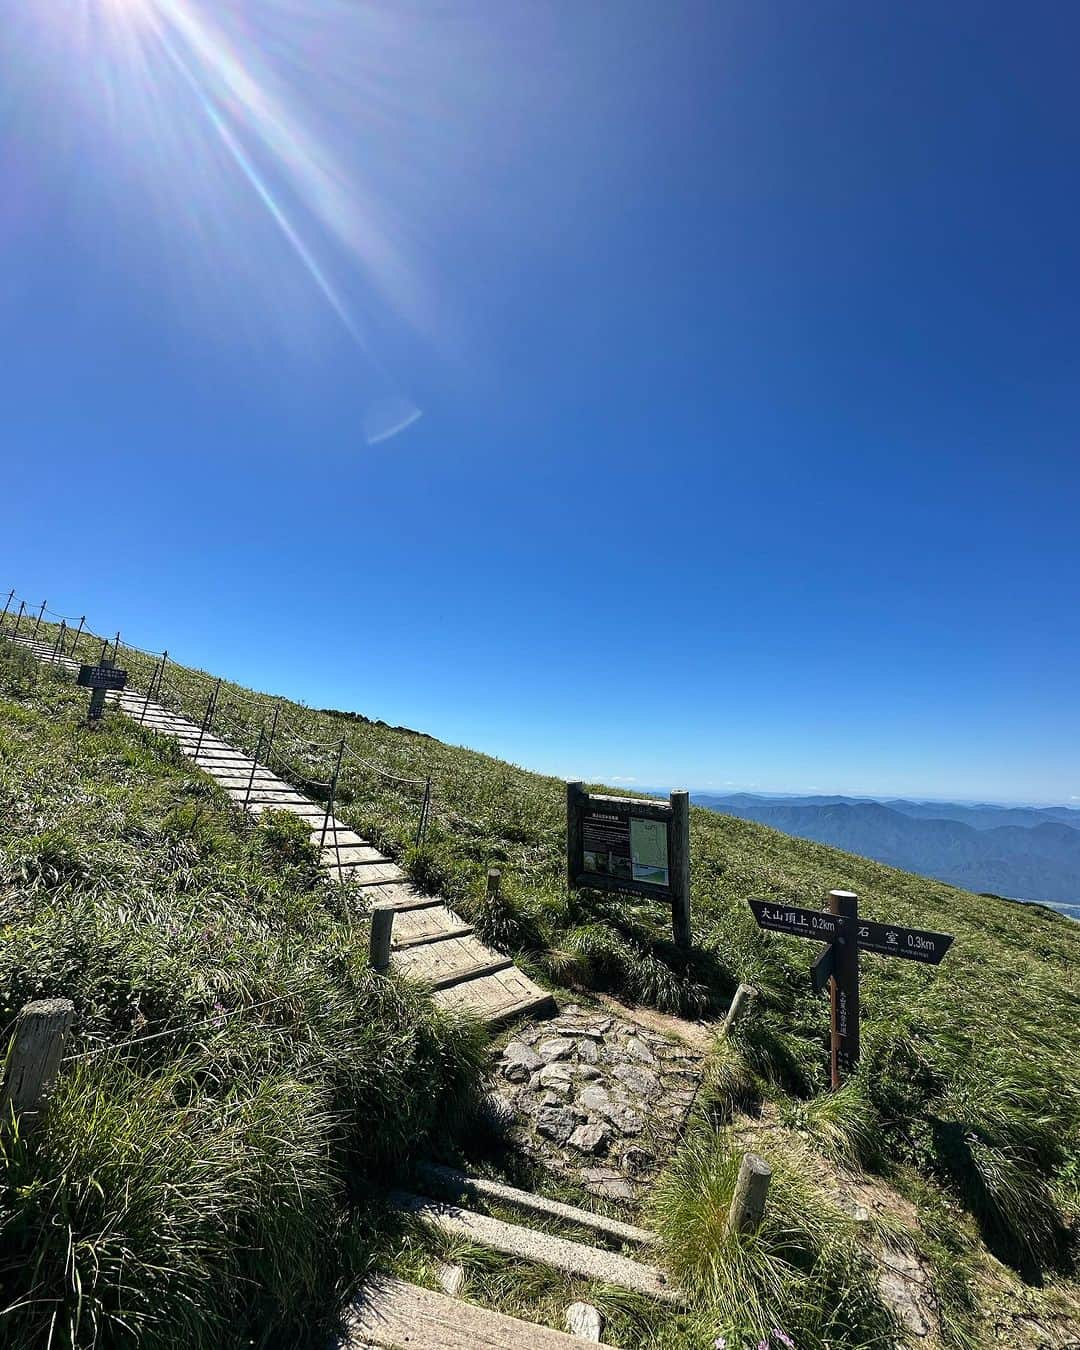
[828,889,859,1087]
[669,788,692,949]
[1,998,75,1135]
[721,983,758,1037]
[487,867,502,901]
[727,1152,771,1234]
[370,905,395,972]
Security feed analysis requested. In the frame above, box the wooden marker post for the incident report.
[1,998,75,1135]
[77,658,128,724]
[370,905,395,972]
[727,1152,772,1234]
[828,890,859,1087]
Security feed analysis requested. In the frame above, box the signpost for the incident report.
[77,659,128,723]
[749,889,953,1086]
[567,782,692,948]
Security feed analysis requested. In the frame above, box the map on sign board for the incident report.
[630,816,669,886]
[582,809,670,888]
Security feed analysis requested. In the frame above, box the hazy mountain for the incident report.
[693,793,1080,908]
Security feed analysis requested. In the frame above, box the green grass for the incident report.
[0,644,487,1348]
[7,620,1080,1345]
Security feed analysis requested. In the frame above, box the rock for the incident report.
[621,1145,655,1177]
[578,1085,613,1117]
[538,1037,575,1063]
[575,1038,599,1065]
[612,1064,662,1098]
[878,1250,933,1338]
[538,1064,575,1099]
[502,1041,543,1081]
[623,1036,656,1064]
[574,1064,602,1081]
[569,1122,610,1153]
[605,1102,645,1135]
[436,1262,464,1296]
[584,1173,635,1203]
[565,1302,604,1341]
[559,1026,606,1041]
[536,1105,578,1143]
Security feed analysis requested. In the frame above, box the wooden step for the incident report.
[393,923,475,951]
[342,1274,618,1349]
[413,1164,656,1250]
[387,1193,680,1304]
[394,934,512,991]
[432,967,556,1027]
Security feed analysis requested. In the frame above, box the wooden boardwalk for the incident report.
[11,636,555,1028]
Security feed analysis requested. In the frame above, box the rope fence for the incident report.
[1,585,435,851]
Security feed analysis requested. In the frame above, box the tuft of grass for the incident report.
[781,1079,880,1167]
[648,1128,900,1349]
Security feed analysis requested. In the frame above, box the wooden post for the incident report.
[370,905,395,972]
[487,867,501,902]
[670,788,691,949]
[721,983,758,1037]
[1,998,75,1135]
[828,889,859,1087]
[88,658,113,724]
[566,781,586,889]
[726,1152,771,1234]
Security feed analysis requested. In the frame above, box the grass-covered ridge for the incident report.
[0,643,485,1348]
[7,620,1080,1347]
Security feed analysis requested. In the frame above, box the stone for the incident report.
[574,1064,602,1081]
[623,1036,656,1064]
[538,1063,575,1098]
[612,1064,662,1098]
[621,1145,655,1178]
[575,1038,599,1065]
[578,1085,613,1117]
[436,1261,464,1296]
[565,1302,604,1341]
[559,1026,606,1041]
[502,1041,543,1082]
[479,1092,516,1132]
[584,1173,635,1202]
[536,1105,578,1144]
[537,1037,575,1063]
[605,1102,645,1135]
[568,1122,610,1154]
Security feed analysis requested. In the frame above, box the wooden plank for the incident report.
[344,1275,618,1350]
[387,1194,681,1303]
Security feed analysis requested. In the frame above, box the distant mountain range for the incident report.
[691,792,1080,913]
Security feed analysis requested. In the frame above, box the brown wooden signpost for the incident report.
[749,889,954,1086]
[567,782,692,948]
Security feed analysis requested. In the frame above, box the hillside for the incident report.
[3,619,1080,1349]
[694,792,1080,910]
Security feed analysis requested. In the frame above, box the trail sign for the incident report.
[567,782,692,948]
[77,660,127,723]
[749,889,954,1086]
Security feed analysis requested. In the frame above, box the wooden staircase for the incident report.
[9,634,555,1028]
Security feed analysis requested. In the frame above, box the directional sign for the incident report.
[855,919,953,965]
[810,942,836,995]
[748,890,954,1088]
[77,664,128,691]
[748,900,846,942]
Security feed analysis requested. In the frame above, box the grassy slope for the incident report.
[9,625,1080,1347]
[0,645,485,1349]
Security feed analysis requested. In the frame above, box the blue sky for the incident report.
[2,1,1078,805]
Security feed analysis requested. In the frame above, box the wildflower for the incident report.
[713,1339,727,1350]
[773,1331,795,1349]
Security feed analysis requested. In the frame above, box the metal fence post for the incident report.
[0,590,13,628]
[153,651,168,699]
[193,679,220,763]
[321,736,347,881]
[72,617,85,659]
[12,601,25,637]
[113,632,121,663]
[32,601,46,640]
[243,726,266,813]
[50,621,66,664]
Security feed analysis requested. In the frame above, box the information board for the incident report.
[567,782,691,947]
